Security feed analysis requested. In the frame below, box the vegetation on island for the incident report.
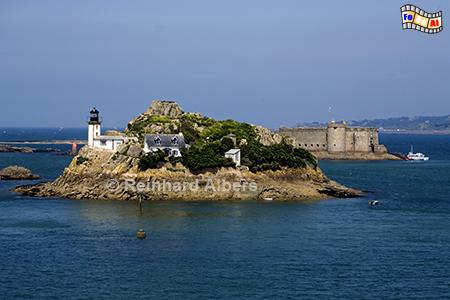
[138,149,166,171]
[127,107,317,172]
[76,156,89,165]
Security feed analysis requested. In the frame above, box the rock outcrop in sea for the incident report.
[0,166,40,180]
[14,100,362,201]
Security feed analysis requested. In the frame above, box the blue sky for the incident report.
[0,0,448,128]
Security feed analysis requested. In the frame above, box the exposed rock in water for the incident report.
[0,145,34,153]
[0,145,61,154]
[0,166,40,180]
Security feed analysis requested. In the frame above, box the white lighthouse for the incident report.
[87,107,101,147]
[87,107,137,151]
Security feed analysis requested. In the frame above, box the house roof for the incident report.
[225,148,240,155]
[145,134,186,148]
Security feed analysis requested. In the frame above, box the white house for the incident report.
[143,134,187,157]
[87,108,136,151]
[225,148,241,166]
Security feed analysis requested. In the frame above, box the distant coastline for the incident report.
[380,130,450,135]
[296,114,450,134]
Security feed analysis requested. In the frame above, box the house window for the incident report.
[154,137,161,145]
[100,140,107,146]
[171,137,178,145]
[172,150,179,156]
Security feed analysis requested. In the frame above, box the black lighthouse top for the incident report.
[88,107,101,124]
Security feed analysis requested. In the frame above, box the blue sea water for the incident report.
[0,130,449,299]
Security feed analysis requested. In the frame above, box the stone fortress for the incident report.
[279,122,399,160]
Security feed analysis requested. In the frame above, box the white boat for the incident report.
[407,145,429,161]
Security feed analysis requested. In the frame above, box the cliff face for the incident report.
[14,100,362,201]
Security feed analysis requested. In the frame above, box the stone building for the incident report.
[279,121,394,160]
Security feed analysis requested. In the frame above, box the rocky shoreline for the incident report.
[311,151,401,160]
[14,147,362,201]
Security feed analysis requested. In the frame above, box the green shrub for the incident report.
[76,156,89,165]
[182,113,216,127]
[220,137,235,152]
[180,119,201,144]
[138,150,166,171]
[168,155,183,165]
[240,140,317,172]
[148,115,171,123]
[200,119,257,143]
[181,139,237,171]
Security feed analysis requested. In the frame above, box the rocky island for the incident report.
[15,101,361,201]
[0,166,40,180]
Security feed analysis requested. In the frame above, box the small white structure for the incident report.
[225,148,241,166]
[143,134,187,157]
[87,108,136,151]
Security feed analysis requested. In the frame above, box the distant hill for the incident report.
[296,115,450,132]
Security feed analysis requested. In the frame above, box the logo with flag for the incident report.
[401,4,443,34]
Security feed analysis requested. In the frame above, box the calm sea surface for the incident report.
[0,129,449,299]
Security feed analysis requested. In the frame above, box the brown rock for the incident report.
[146,100,183,118]
[0,166,40,180]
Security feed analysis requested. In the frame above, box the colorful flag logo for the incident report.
[401,4,443,34]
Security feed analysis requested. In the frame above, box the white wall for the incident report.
[144,146,182,157]
[93,139,123,151]
[225,151,241,166]
[88,124,101,147]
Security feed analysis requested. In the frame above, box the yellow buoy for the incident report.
[136,229,146,239]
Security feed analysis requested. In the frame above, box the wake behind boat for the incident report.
[407,145,429,161]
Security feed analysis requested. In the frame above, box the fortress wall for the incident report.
[354,131,371,152]
[344,128,379,153]
[279,126,383,155]
[279,128,327,151]
[345,132,356,152]
[278,125,392,159]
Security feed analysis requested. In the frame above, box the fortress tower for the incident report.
[327,122,346,153]
[87,107,101,147]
